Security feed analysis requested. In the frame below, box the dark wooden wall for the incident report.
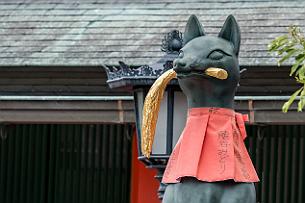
[0,123,133,203]
[238,66,300,96]
[0,66,299,96]
[0,66,130,96]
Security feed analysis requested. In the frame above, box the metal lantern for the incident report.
[104,30,187,199]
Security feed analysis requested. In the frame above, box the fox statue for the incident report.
[161,15,259,203]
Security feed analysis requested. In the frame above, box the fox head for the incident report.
[173,15,241,109]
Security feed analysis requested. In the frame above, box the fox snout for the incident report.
[173,58,190,73]
[173,57,202,73]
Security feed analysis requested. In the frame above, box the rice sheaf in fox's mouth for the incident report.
[176,70,208,79]
[175,67,229,80]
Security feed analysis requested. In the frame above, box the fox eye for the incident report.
[208,50,224,60]
[178,50,184,58]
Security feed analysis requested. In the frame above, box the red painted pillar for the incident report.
[130,131,161,203]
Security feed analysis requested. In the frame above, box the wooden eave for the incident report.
[0,65,303,124]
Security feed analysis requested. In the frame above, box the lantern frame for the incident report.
[104,30,184,199]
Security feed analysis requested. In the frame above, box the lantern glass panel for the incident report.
[136,91,144,128]
[135,90,168,156]
[151,93,168,155]
[172,91,188,148]
[135,91,144,156]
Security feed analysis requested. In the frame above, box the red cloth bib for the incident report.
[162,107,259,183]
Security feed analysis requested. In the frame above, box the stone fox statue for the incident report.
[161,15,259,203]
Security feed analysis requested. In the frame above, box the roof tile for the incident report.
[0,0,304,66]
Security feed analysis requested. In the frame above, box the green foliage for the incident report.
[268,26,305,112]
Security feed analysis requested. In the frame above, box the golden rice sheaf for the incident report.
[141,68,228,158]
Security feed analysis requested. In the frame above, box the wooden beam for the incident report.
[0,96,303,124]
[235,100,305,125]
[0,99,135,124]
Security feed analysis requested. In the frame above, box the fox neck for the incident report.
[186,91,235,109]
[178,77,237,109]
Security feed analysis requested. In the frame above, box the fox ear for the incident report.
[218,15,241,56]
[183,15,205,45]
